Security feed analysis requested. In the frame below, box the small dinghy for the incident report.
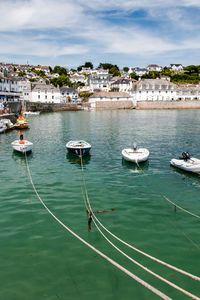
[11,134,33,154]
[23,111,40,116]
[122,143,149,163]
[66,140,91,156]
[14,115,29,129]
[0,119,14,132]
[170,152,200,174]
[0,123,7,133]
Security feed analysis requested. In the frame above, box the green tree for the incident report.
[123,67,129,72]
[78,92,93,102]
[84,62,93,69]
[18,71,26,77]
[129,72,139,80]
[52,66,68,76]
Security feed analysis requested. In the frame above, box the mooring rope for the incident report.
[79,153,200,299]
[80,153,200,283]
[24,153,170,300]
[136,161,200,220]
[80,152,200,300]
[91,212,200,300]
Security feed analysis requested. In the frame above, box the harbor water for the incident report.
[0,110,200,300]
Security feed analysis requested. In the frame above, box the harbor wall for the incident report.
[24,101,82,112]
[7,101,22,114]
[136,100,200,109]
[95,100,134,109]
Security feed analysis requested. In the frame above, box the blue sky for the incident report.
[0,0,200,69]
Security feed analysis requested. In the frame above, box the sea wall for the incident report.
[7,102,22,114]
[95,100,134,109]
[25,101,82,112]
[136,100,200,109]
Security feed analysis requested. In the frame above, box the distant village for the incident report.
[0,61,200,109]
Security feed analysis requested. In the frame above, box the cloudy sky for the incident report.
[0,0,200,69]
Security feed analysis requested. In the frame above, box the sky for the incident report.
[0,0,200,69]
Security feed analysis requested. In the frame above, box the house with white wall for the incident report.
[176,84,200,100]
[169,64,184,71]
[60,87,79,102]
[87,71,110,92]
[146,64,163,72]
[130,78,177,101]
[0,73,21,101]
[89,91,135,108]
[110,78,134,93]
[30,83,61,103]
[18,78,31,101]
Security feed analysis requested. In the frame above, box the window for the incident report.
[52,96,54,99]
[45,95,47,99]
[38,89,40,93]
[38,95,40,99]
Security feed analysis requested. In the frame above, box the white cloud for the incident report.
[0,0,200,66]
[0,0,82,31]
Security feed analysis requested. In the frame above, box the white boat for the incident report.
[23,111,40,116]
[0,119,14,131]
[122,143,149,163]
[0,125,6,133]
[11,139,33,154]
[170,153,200,174]
[66,140,91,156]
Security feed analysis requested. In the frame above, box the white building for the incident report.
[30,83,61,103]
[146,64,163,72]
[110,78,134,93]
[0,73,21,101]
[129,67,148,77]
[60,87,79,102]
[130,78,177,101]
[18,78,31,101]
[89,91,135,108]
[176,84,200,100]
[87,71,110,92]
[169,64,184,71]
[70,73,86,84]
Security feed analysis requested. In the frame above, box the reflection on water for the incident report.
[66,151,91,167]
[122,157,149,173]
[12,151,33,165]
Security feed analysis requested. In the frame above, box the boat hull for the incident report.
[122,148,149,163]
[14,123,29,129]
[66,140,91,156]
[11,140,33,154]
[170,158,200,174]
[0,126,6,133]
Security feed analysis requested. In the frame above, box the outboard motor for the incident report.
[186,152,190,160]
[133,142,137,151]
[182,151,190,161]
[20,134,24,141]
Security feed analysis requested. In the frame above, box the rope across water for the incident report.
[24,152,171,300]
[80,152,200,299]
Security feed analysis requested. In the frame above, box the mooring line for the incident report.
[136,161,200,220]
[80,153,200,283]
[91,212,200,300]
[79,154,200,299]
[24,153,170,300]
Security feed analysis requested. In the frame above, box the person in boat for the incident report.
[133,142,137,152]
[88,211,92,232]
[19,134,25,144]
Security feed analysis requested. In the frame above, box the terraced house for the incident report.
[0,73,20,101]
[130,78,177,101]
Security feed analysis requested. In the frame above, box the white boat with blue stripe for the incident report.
[66,140,91,156]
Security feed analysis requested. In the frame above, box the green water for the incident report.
[0,110,200,300]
